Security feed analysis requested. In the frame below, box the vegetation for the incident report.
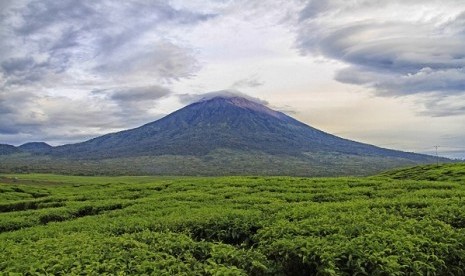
[0,150,434,177]
[0,144,20,155]
[1,165,465,275]
[380,162,465,182]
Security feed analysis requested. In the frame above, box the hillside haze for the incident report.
[0,96,443,176]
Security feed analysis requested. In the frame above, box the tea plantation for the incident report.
[1,164,465,275]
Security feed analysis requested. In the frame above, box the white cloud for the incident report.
[0,0,213,145]
[296,0,465,115]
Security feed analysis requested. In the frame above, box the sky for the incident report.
[1,0,465,158]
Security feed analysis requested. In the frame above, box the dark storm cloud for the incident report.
[1,57,36,74]
[296,0,465,115]
[0,126,20,135]
[1,56,51,85]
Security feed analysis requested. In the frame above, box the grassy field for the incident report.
[1,163,465,275]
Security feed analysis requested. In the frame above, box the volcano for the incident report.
[1,96,442,176]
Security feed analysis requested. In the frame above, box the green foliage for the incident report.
[0,149,442,177]
[1,171,465,275]
[380,162,465,182]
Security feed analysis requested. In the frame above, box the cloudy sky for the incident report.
[1,0,465,158]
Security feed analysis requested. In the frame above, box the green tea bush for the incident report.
[1,171,465,275]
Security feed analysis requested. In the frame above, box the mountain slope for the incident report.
[51,96,435,162]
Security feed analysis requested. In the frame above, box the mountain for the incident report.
[18,142,52,154]
[0,96,445,176]
[0,142,52,155]
[51,96,436,161]
[0,144,20,155]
